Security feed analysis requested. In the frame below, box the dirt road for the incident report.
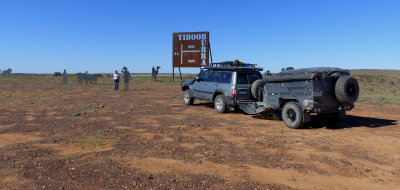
[0,77,399,189]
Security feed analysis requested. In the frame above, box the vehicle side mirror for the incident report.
[196,77,204,82]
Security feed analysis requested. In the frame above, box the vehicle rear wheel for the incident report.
[251,79,264,100]
[183,89,194,105]
[282,101,305,129]
[214,95,228,113]
[335,75,359,104]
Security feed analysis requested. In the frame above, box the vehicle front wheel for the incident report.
[183,90,194,105]
[282,101,305,129]
[214,95,228,113]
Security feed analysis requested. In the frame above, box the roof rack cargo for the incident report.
[202,61,263,71]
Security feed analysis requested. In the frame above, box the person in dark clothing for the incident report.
[62,69,68,84]
[121,66,132,89]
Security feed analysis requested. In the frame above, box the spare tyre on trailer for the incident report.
[335,75,359,104]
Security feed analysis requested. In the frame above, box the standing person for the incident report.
[113,70,120,91]
[62,69,68,84]
[84,71,89,84]
[121,66,131,89]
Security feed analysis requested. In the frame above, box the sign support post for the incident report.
[172,66,174,81]
[178,67,182,81]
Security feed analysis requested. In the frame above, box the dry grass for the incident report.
[351,69,400,104]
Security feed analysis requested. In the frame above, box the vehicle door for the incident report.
[191,70,210,99]
[206,71,222,100]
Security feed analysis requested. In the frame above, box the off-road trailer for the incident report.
[239,67,360,129]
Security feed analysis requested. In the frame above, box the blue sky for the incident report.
[0,0,399,73]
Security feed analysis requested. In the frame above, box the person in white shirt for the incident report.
[113,70,120,91]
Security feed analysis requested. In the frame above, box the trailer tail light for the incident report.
[312,108,322,112]
[232,89,237,98]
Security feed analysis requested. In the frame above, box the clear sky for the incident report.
[0,0,399,74]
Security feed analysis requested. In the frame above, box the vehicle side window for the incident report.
[210,72,221,82]
[199,71,210,81]
[221,72,232,83]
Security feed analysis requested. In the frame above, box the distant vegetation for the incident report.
[1,70,399,104]
[351,69,400,78]
[54,72,62,77]
[351,69,400,105]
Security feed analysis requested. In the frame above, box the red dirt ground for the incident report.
[0,77,399,190]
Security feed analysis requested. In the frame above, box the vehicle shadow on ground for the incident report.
[252,114,397,129]
[319,115,397,129]
[191,103,214,108]
[190,104,397,129]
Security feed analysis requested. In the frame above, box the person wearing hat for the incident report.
[121,66,132,89]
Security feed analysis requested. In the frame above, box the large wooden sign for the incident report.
[173,32,209,67]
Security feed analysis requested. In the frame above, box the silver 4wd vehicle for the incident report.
[181,61,263,113]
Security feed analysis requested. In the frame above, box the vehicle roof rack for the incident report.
[202,61,263,71]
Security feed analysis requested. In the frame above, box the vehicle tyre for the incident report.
[335,75,359,104]
[251,79,264,100]
[214,94,228,113]
[282,101,305,129]
[272,110,282,121]
[183,89,194,105]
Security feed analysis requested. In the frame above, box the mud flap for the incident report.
[303,112,311,123]
[338,111,346,119]
[239,101,266,115]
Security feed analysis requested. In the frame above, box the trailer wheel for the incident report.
[335,75,359,104]
[282,101,305,129]
[251,79,264,100]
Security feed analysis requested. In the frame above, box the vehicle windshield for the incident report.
[237,72,262,84]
